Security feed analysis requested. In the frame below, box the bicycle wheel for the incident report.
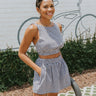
[75,14,96,40]
[53,0,59,6]
[71,77,82,96]
[17,17,39,46]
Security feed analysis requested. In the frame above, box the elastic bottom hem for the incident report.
[33,90,59,95]
[32,84,71,95]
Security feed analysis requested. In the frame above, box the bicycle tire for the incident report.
[75,14,96,40]
[17,17,39,45]
[71,77,82,96]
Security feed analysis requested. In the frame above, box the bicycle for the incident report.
[18,0,96,44]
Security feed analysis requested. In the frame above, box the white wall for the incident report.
[0,0,96,50]
[0,0,36,50]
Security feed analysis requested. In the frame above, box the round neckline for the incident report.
[36,22,55,28]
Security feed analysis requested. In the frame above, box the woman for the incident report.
[18,0,71,96]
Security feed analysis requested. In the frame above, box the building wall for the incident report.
[0,0,96,50]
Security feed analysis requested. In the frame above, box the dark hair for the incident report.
[36,0,53,8]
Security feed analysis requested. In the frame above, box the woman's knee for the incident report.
[47,93,58,96]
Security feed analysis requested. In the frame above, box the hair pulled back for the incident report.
[36,0,53,8]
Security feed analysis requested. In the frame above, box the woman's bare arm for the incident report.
[18,24,41,76]
[57,22,62,32]
[56,23,64,58]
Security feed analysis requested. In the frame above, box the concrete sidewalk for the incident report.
[58,85,96,96]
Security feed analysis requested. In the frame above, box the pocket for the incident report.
[39,68,43,80]
[39,66,46,84]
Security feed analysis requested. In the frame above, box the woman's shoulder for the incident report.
[28,23,38,32]
[55,22,62,32]
[24,23,38,38]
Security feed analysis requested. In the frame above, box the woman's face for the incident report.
[37,0,55,20]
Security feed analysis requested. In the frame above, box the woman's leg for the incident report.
[33,92,47,96]
[47,93,58,96]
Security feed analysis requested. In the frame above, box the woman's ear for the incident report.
[36,7,40,14]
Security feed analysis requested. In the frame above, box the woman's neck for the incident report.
[39,17,51,27]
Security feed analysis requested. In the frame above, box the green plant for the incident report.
[60,34,96,74]
[0,34,96,92]
[0,48,36,92]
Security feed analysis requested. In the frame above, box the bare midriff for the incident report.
[39,52,61,59]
